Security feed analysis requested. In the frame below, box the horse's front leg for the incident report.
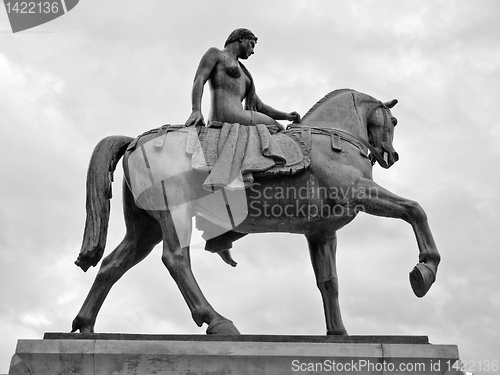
[353,178,441,297]
[158,206,240,335]
[306,234,348,335]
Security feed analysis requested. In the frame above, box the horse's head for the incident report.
[299,89,400,168]
[367,99,399,168]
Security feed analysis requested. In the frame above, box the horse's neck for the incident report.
[301,93,369,140]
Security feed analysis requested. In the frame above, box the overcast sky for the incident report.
[1,0,499,373]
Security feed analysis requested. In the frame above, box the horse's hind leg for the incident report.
[72,184,162,333]
[353,178,441,298]
[307,234,348,335]
[157,207,240,335]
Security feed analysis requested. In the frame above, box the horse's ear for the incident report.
[384,99,398,108]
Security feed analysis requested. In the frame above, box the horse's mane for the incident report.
[302,89,356,121]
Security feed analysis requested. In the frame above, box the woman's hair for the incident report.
[224,28,258,47]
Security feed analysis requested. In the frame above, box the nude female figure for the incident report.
[185,28,300,130]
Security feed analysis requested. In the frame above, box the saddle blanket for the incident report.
[186,122,309,190]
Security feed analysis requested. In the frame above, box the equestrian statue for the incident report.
[71,29,440,336]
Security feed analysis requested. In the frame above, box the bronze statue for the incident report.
[185,28,300,130]
[185,28,301,262]
[72,88,440,336]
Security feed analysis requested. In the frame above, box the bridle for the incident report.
[363,101,395,167]
[287,99,396,168]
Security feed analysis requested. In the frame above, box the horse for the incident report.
[72,89,440,335]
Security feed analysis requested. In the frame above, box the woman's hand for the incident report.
[286,111,301,123]
[185,110,205,126]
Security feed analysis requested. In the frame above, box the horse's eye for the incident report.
[392,117,398,126]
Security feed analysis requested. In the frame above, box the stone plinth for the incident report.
[8,334,464,374]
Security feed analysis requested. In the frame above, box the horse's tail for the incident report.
[75,135,134,272]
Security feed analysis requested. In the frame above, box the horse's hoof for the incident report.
[206,319,241,335]
[409,263,436,298]
[71,317,95,333]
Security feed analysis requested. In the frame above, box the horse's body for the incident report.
[73,89,440,335]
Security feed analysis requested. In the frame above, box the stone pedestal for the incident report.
[8,334,464,374]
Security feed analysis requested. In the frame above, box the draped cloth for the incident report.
[187,122,306,191]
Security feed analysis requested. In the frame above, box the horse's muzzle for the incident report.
[382,149,399,168]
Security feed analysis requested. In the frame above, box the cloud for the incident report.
[1,1,499,373]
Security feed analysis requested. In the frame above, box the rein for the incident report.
[286,125,370,158]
